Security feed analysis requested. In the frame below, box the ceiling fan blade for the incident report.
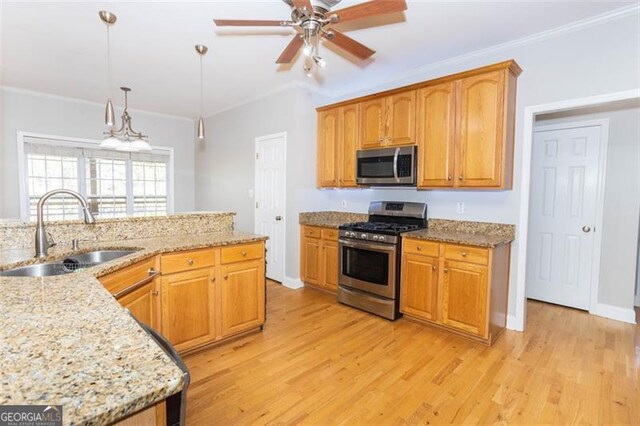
[322,30,375,60]
[276,35,304,64]
[291,0,314,14]
[328,0,407,24]
[214,19,291,27]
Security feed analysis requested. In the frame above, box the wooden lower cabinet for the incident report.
[220,259,265,338]
[117,277,161,330]
[399,253,438,321]
[161,268,217,352]
[300,225,340,293]
[400,239,510,345]
[113,401,165,426]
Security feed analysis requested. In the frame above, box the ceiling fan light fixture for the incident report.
[313,55,326,68]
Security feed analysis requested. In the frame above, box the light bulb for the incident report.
[313,55,326,68]
[303,44,312,57]
[100,135,121,149]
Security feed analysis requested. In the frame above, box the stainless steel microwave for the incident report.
[356,146,417,186]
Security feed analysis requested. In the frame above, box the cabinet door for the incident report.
[441,260,488,337]
[321,240,340,291]
[161,268,216,352]
[416,83,456,187]
[117,278,161,330]
[339,104,359,187]
[301,235,322,285]
[456,71,505,187]
[360,98,386,149]
[220,260,265,338]
[386,91,416,146]
[400,253,438,321]
[317,108,340,187]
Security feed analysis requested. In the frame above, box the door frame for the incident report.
[254,131,287,283]
[529,118,610,312]
[513,88,640,331]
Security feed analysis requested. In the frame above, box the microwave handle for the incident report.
[393,147,400,182]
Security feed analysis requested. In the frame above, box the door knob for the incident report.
[582,226,591,233]
[275,216,282,221]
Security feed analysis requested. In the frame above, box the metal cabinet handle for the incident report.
[458,175,464,180]
[461,252,467,257]
[432,265,436,271]
[582,226,591,233]
[187,259,194,265]
[241,251,247,256]
[224,274,229,280]
[444,268,449,273]
[447,175,452,181]
[151,290,159,296]
[211,276,216,283]
[417,245,422,251]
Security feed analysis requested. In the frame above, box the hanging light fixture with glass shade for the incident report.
[195,44,208,142]
[98,11,150,151]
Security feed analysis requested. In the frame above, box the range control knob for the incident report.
[378,236,386,242]
[360,233,368,239]
[372,235,379,241]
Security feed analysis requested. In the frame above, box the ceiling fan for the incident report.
[214,0,407,75]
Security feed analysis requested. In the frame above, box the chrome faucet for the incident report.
[35,189,96,258]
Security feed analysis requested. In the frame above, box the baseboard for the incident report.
[282,276,304,290]
[590,303,637,324]
[506,315,523,331]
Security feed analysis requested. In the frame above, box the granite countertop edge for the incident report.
[402,229,514,248]
[0,230,267,425]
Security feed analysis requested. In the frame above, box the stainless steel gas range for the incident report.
[337,201,427,320]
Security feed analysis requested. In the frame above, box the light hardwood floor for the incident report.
[184,281,639,425]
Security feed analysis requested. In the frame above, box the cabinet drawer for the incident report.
[443,244,489,265]
[403,239,439,257]
[99,256,157,295]
[221,242,264,265]
[161,248,215,274]
[303,226,321,238]
[321,228,339,240]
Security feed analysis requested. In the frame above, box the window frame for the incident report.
[17,131,175,221]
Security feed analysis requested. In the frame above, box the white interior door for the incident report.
[526,124,602,310]
[255,133,286,283]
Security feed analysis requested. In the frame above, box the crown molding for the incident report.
[330,3,640,100]
[0,85,195,122]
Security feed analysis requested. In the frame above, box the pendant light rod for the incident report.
[100,10,117,127]
[195,44,208,142]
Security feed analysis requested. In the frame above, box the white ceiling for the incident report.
[1,1,634,118]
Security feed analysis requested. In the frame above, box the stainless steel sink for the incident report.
[0,249,139,277]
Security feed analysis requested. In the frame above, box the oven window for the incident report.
[342,246,389,285]
[358,156,394,178]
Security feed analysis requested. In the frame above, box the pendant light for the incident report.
[195,44,208,142]
[106,87,152,152]
[99,11,116,129]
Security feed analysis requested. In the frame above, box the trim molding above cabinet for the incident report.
[316,60,522,190]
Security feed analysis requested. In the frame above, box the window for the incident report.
[22,136,172,221]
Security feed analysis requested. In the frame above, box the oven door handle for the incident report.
[393,147,400,182]
[339,238,397,253]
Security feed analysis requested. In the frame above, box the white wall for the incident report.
[195,12,640,316]
[536,101,640,311]
[0,89,196,218]
[195,86,330,279]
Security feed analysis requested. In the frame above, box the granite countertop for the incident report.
[0,230,267,425]
[402,228,513,248]
[299,211,368,229]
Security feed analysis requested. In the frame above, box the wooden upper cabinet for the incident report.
[360,97,386,149]
[441,260,488,337]
[416,82,456,187]
[456,71,505,187]
[317,108,340,187]
[340,104,359,187]
[386,91,416,146]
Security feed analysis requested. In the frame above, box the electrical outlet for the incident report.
[456,202,465,214]
[341,200,347,208]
